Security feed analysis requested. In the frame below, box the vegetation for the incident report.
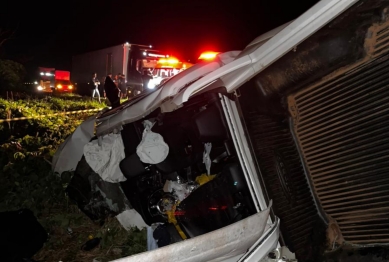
[0,59,26,92]
[0,95,147,262]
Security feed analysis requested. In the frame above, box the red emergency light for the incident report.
[198,51,220,60]
[158,58,179,64]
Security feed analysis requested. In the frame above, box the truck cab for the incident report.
[36,67,55,93]
[53,70,73,93]
[36,68,73,93]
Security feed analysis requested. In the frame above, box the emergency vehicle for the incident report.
[147,56,194,89]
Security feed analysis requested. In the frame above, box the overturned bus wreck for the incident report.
[53,0,389,261]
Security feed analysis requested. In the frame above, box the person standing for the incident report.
[113,74,119,86]
[91,72,101,103]
[104,74,120,108]
[142,70,152,90]
[118,74,127,99]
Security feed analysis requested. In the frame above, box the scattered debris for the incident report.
[81,237,101,251]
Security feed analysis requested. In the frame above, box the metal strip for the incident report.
[219,94,268,212]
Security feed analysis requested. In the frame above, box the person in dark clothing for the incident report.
[113,74,119,85]
[104,75,120,108]
[142,70,153,90]
[118,74,127,99]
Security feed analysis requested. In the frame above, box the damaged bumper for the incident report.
[111,208,279,262]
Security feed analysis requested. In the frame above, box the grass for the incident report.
[0,94,147,262]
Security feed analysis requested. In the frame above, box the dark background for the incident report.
[0,0,319,78]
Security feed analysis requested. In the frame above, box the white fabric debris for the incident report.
[52,114,96,175]
[83,133,126,183]
[163,180,192,201]
[136,120,169,164]
[147,226,159,251]
[203,143,212,175]
[116,209,148,230]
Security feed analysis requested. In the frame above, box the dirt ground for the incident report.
[33,209,147,262]
[321,245,389,262]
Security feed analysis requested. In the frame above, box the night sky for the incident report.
[1,0,318,78]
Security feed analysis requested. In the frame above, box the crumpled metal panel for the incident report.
[111,207,273,262]
[289,19,389,244]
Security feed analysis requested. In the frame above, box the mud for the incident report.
[320,246,389,262]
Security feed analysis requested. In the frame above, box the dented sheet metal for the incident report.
[111,206,272,262]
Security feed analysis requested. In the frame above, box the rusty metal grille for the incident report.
[289,53,389,244]
[244,112,323,256]
[374,24,389,57]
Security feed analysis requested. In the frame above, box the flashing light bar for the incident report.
[158,58,179,64]
[198,51,220,60]
[168,58,179,64]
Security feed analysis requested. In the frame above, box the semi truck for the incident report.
[36,67,73,93]
[71,43,173,96]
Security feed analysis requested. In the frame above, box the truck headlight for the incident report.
[147,81,156,89]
